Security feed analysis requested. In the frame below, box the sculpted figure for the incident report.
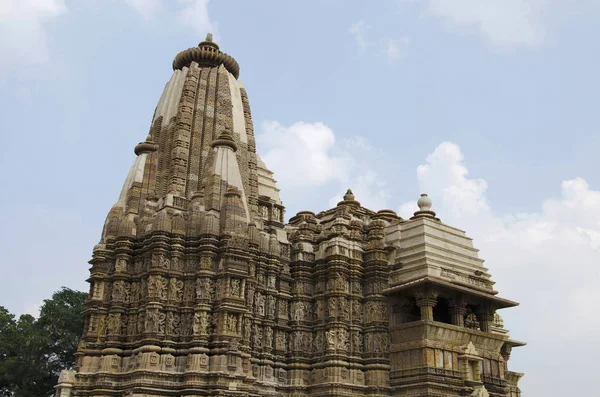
[115,258,127,272]
[243,318,252,340]
[253,325,262,348]
[276,331,286,350]
[227,314,238,333]
[120,314,128,335]
[257,272,265,286]
[314,300,322,320]
[352,300,362,322]
[166,312,180,336]
[169,278,183,302]
[151,254,160,269]
[171,256,182,271]
[157,311,166,334]
[337,329,349,351]
[98,315,106,336]
[328,297,337,317]
[181,313,193,336]
[196,278,211,300]
[145,311,159,333]
[326,329,336,349]
[373,333,388,354]
[353,331,362,353]
[230,278,240,297]
[268,275,276,289]
[127,314,136,336]
[339,298,350,320]
[111,281,125,302]
[148,275,167,300]
[130,282,140,302]
[246,283,255,309]
[137,313,145,334]
[193,311,209,335]
[293,302,304,321]
[313,331,323,352]
[107,313,120,335]
[267,295,276,317]
[183,280,194,302]
[265,327,273,349]
[134,260,143,274]
[256,292,265,316]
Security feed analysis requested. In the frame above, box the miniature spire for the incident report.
[410,193,438,220]
[211,128,238,152]
[337,188,360,207]
[134,134,158,156]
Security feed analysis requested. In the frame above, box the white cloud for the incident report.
[258,121,347,187]
[427,0,546,48]
[349,20,372,51]
[257,121,390,213]
[123,0,163,19]
[350,20,410,61]
[176,0,214,36]
[382,36,411,60]
[122,0,214,36]
[399,141,600,395]
[0,0,67,73]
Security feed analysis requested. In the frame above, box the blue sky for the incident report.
[1,1,599,395]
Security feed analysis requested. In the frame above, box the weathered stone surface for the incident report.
[55,35,524,397]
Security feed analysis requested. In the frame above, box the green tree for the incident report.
[0,287,87,397]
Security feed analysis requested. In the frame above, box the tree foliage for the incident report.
[0,287,87,397]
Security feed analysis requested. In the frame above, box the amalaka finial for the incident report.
[211,128,238,152]
[174,32,240,78]
[410,193,439,221]
[133,134,158,156]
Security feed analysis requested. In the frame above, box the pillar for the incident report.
[476,309,495,333]
[415,291,438,321]
[449,299,468,327]
[392,297,414,325]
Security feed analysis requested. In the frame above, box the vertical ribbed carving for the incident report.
[240,87,259,216]
[168,64,199,195]
[199,67,218,185]
[186,68,208,196]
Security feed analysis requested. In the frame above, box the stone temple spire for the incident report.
[57,35,524,397]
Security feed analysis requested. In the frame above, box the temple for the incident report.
[55,35,524,397]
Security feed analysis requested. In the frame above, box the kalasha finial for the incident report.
[410,193,439,220]
[198,32,219,49]
[343,189,355,201]
[337,188,360,207]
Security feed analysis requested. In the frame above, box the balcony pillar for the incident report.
[476,309,495,332]
[449,299,468,327]
[392,297,414,325]
[415,291,438,321]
